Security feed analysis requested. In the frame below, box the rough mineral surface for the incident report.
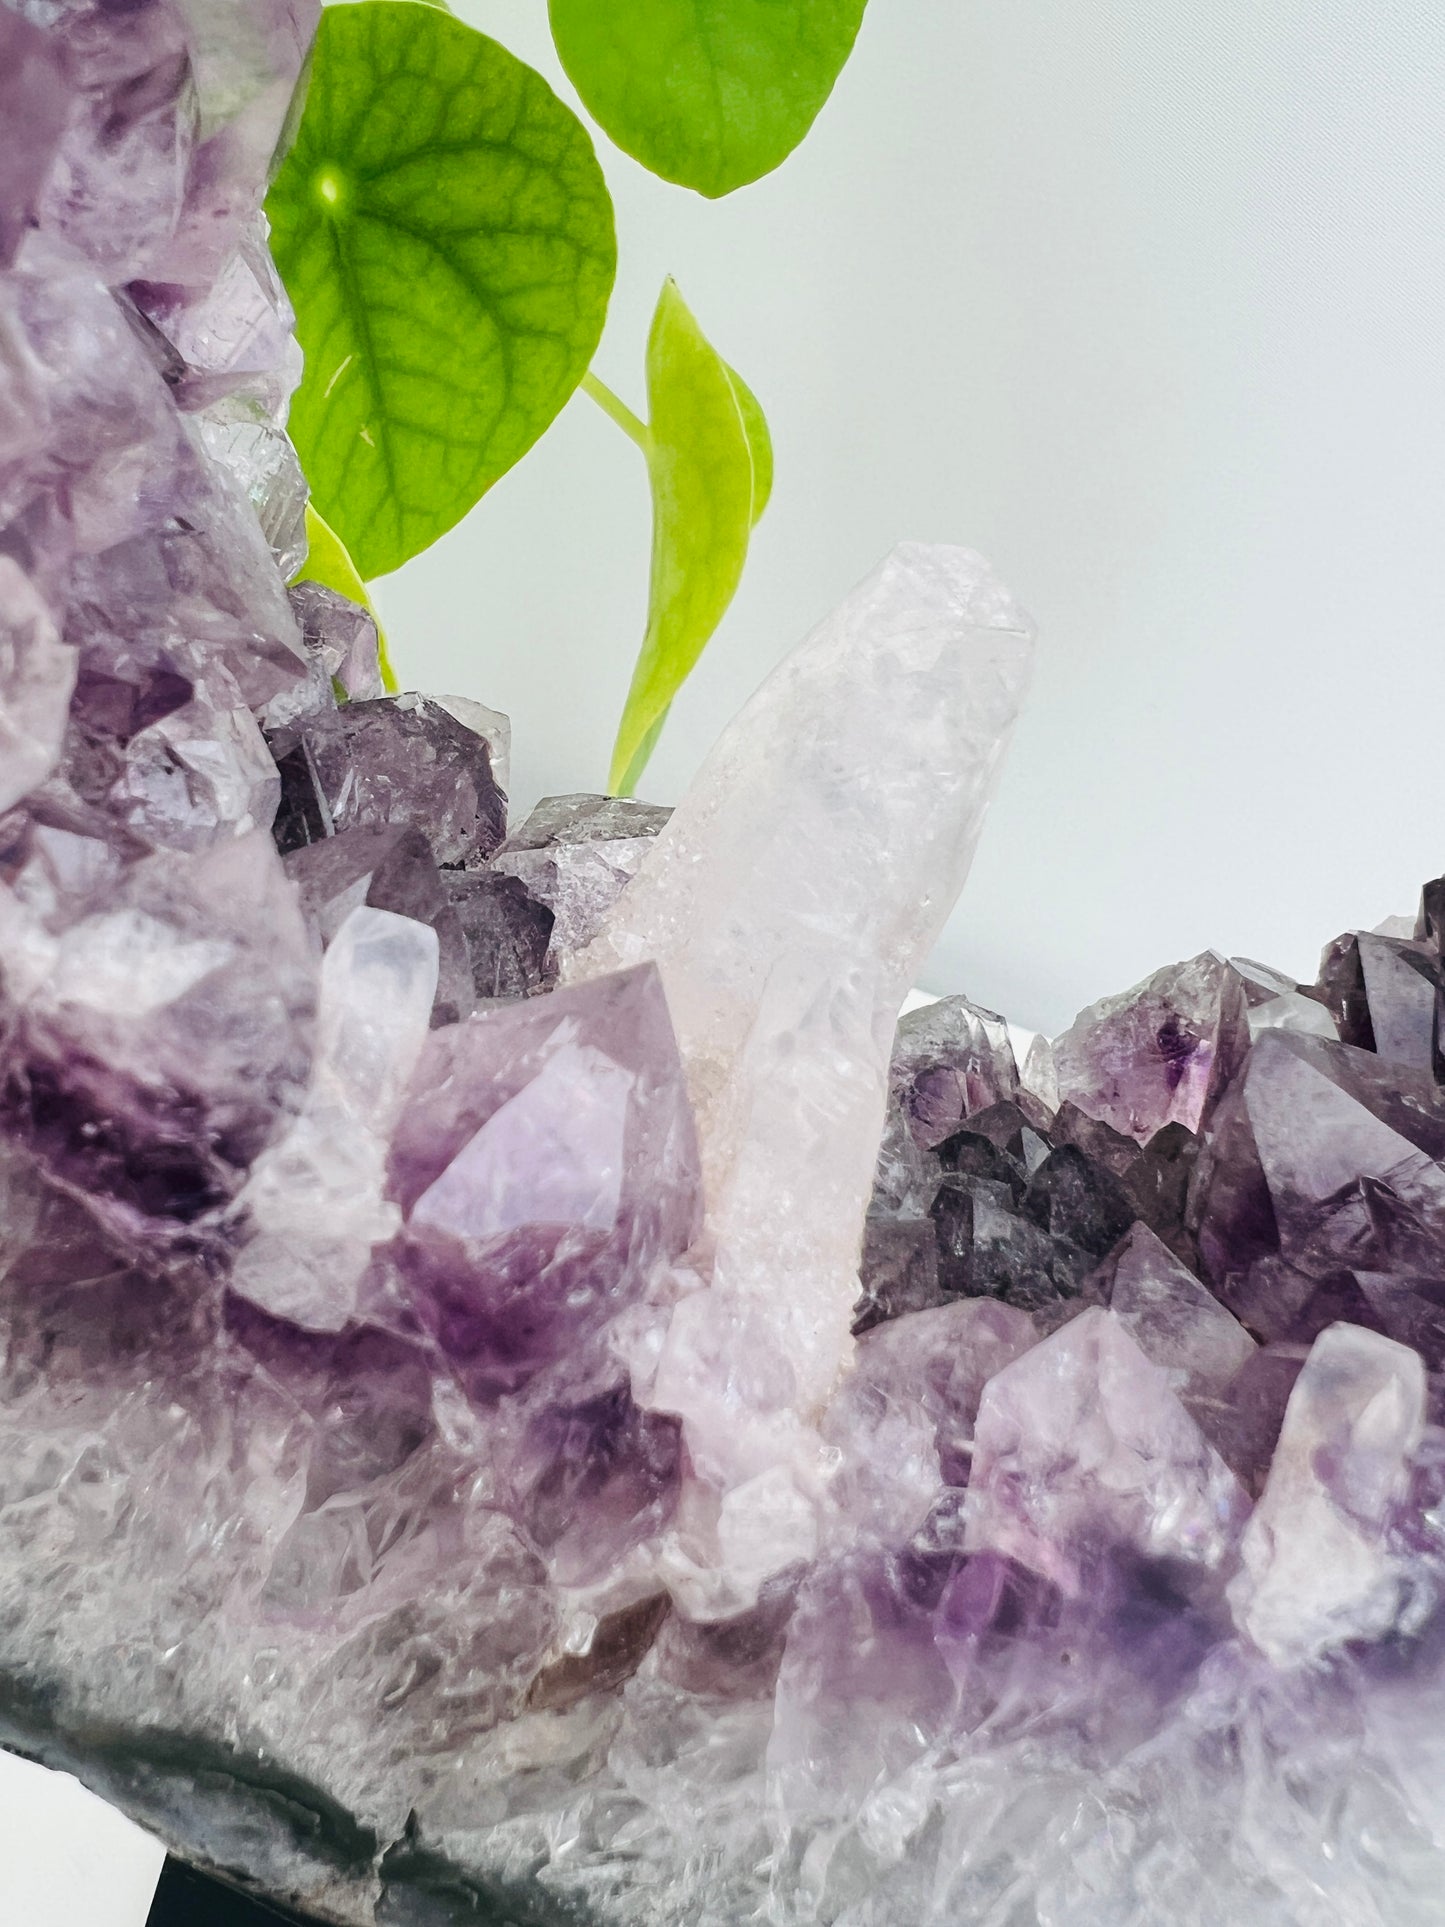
[8,9,1445,1927]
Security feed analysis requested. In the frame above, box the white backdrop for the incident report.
[374,0,1445,1035]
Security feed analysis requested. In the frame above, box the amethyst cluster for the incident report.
[6,7,1445,1927]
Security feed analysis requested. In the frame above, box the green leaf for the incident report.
[548,0,868,198]
[267,1,616,579]
[607,279,768,795]
[614,706,671,799]
[293,502,399,691]
[725,363,773,525]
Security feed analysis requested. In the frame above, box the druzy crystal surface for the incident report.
[9,11,1445,1927]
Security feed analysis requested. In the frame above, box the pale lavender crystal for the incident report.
[1053,950,1251,1144]
[131,215,303,415]
[1232,954,1338,1042]
[767,1545,958,1849]
[99,657,281,848]
[491,792,671,967]
[390,964,701,1396]
[0,556,75,811]
[0,10,74,269]
[228,905,436,1330]
[824,1296,1034,1532]
[270,692,508,864]
[196,397,308,579]
[151,0,320,290]
[1231,1322,1426,1663]
[965,1308,1250,1593]
[1,232,192,563]
[65,432,309,707]
[26,0,195,286]
[1202,1341,1309,1494]
[286,581,385,705]
[574,544,1036,1577]
[1096,1221,1256,1401]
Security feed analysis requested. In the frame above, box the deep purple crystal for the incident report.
[269,692,507,865]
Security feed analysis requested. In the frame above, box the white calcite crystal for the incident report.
[571,544,1034,1588]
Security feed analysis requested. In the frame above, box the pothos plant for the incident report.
[265,0,868,794]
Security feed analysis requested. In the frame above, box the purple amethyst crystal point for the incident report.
[825,1297,1034,1526]
[390,964,701,1395]
[0,829,316,1251]
[444,869,553,1003]
[767,1545,958,1850]
[1097,1221,1256,1400]
[145,0,321,291]
[131,214,302,414]
[1231,1322,1426,1662]
[492,792,671,967]
[269,693,508,863]
[1355,930,1443,1075]
[284,825,474,1025]
[1232,954,1338,1041]
[500,1366,684,1587]
[285,581,385,707]
[0,10,74,270]
[88,656,281,850]
[889,993,1021,1149]
[27,0,195,286]
[966,1308,1250,1593]
[1053,949,1251,1144]
[1193,1028,1445,1309]
[3,233,192,563]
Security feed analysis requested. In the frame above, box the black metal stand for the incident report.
[146,1858,323,1925]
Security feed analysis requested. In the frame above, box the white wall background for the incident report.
[0,1751,164,1927]
[374,0,1445,1036]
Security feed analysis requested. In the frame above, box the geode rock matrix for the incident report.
[4,8,1445,1927]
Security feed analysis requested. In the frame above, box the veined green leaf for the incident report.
[607,279,770,795]
[548,0,869,198]
[267,1,616,579]
[293,502,399,691]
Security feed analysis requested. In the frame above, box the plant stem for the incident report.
[582,371,650,451]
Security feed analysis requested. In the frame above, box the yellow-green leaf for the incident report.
[725,362,773,526]
[292,502,399,692]
[607,279,768,795]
